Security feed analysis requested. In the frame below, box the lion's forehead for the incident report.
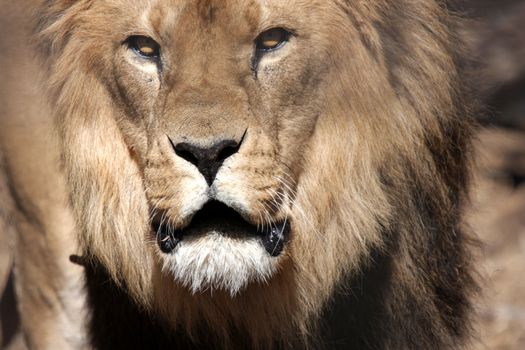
[107,0,331,38]
[149,1,260,34]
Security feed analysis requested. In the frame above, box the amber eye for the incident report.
[128,36,160,58]
[255,28,290,52]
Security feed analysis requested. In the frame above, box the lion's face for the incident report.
[40,0,461,342]
[104,0,332,294]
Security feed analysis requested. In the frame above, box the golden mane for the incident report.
[0,0,476,348]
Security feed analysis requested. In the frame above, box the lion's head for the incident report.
[36,0,475,347]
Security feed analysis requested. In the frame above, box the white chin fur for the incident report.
[161,233,279,296]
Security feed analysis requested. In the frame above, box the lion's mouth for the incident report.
[151,201,290,257]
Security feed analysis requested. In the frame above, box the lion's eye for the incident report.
[255,28,290,52]
[128,36,160,59]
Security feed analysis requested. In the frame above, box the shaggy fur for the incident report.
[1,0,477,348]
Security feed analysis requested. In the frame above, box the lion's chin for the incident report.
[153,201,290,295]
[160,233,281,296]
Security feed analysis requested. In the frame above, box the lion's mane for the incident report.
[28,0,477,348]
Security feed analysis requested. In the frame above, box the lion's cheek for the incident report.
[111,55,160,120]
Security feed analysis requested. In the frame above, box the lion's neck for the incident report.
[84,236,463,350]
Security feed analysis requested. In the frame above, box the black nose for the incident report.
[170,138,242,185]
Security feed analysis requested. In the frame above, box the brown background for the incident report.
[457,0,525,348]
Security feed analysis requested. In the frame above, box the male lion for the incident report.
[0,0,477,349]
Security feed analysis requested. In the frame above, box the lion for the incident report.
[0,0,477,349]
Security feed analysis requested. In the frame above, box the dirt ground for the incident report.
[469,128,525,350]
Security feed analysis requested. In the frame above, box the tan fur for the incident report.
[1,0,476,348]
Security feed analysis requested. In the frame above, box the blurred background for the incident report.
[454,0,525,348]
[1,1,525,349]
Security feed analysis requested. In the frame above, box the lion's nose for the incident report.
[171,139,242,185]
